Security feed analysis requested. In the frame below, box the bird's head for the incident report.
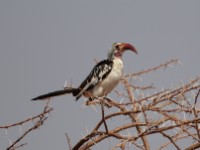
[108,42,137,60]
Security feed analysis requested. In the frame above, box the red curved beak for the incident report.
[122,43,138,54]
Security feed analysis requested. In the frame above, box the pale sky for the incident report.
[0,1,200,149]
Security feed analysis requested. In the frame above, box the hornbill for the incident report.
[32,43,137,101]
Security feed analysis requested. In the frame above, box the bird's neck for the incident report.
[113,55,122,61]
[108,54,123,61]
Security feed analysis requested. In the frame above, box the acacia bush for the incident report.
[1,59,200,150]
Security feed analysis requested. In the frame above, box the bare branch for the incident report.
[4,102,53,150]
[125,59,178,78]
[65,132,72,150]
[3,59,200,150]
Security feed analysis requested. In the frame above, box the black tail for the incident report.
[31,87,78,100]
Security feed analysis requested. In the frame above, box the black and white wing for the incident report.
[73,59,113,100]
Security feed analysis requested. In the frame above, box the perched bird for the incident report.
[32,43,137,101]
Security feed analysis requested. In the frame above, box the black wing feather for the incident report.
[73,59,113,99]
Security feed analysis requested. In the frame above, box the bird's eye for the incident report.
[115,45,119,50]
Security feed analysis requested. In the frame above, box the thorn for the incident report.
[180,80,185,88]
[5,129,8,136]
[9,139,12,145]
[191,91,196,98]
[70,78,73,87]
[91,105,98,112]
[80,104,87,111]
[119,98,124,104]
[19,125,22,134]
[85,126,90,135]
[177,60,183,65]
[64,80,67,88]
[183,112,186,122]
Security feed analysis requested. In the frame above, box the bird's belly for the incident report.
[91,60,123,97]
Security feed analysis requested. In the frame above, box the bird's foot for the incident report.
[102,96,112,102]
[89,96,98,101]
[86,96,112,108]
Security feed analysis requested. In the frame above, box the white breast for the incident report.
[92,58,123,97]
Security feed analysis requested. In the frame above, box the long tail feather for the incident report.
[31,87,78,100]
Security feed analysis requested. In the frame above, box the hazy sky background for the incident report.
[0,1,200,149]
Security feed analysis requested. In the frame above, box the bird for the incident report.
[32,42,137,101]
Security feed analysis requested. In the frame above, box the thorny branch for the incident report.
[73,59,200,150]
[124,59,179,78]
[1,101,53,150]
[0,104,52,129]
[2,59,200,150]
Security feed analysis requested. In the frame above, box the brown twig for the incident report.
[9,143,27,150]
[194,89,200,105]
[100,98,109,133]
[185,142,200,150]
[5,102,53,150]
[6,116,48,150]
[65,132,72,150]
[75,71,200,149]
[156,126,181,150]
[122,78,150,150]
[0,108,52,129]
[124,59,178,78]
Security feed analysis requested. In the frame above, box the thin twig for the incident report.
[0,108,52,129]
[156,127,181,150]
[124,59,178,78]
[194,89,200,105]
[6,117,48,150]
[65,132,72,150]
[5,101,53,150]
[9,143,27,150]
[101,98,109,133]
